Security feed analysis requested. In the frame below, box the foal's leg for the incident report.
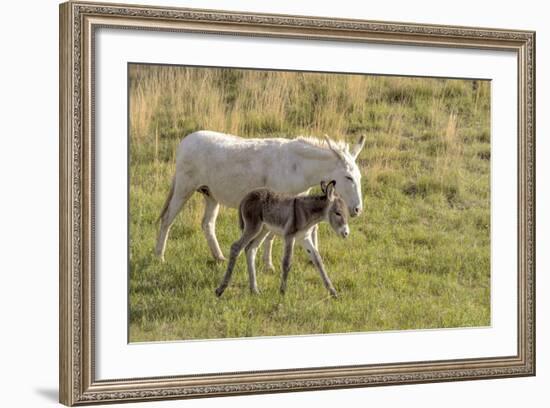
[298,228,317,264]
[201,193,225,262]
[155,177,196,262]
[301,235,338,298]
[311,225,319,250]
[262,233,276,272]
[215,221,262,297]
[245,227,270,294]
[279,236,295,295]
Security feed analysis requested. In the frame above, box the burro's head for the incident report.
[324,135,365,217]
[321,180,350,239]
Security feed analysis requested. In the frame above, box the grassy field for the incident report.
[128,64,491,342]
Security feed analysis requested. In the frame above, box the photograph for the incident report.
[57,2,535,404]
[128,64,491,342]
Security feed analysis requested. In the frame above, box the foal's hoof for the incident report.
[214,255,227,263]
[215,287,225,297]
[250,288,260,295]
[330,291,338,299]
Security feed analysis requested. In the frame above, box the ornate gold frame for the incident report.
[59,1,536,405]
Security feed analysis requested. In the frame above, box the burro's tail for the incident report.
[158,176,176,222]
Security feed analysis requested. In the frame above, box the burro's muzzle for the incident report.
[350,205,362,217]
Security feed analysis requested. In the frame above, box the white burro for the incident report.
[155,130,365,270]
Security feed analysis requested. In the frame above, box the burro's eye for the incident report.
[345,176,354,182]
[334,211,342,217]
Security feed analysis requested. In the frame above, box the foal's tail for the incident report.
[238,202,245,231]
[158,176,176,222]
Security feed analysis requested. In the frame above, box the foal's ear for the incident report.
[326,180,336,201]
[320,180,328,193]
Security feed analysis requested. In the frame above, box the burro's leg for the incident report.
[300,234,338,298]
[155,176,196,261]
[262,233,276,272]
[201,192,225,262]
[244,227,270,294]
[279,236,295,295]
[215,220,262,297]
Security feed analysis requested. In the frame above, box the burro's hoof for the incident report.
[265,264,275,273]
[329,290,339,299]
[214,255,227,263]
[215,287,225,297]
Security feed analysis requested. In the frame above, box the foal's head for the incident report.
[321,180,350,239]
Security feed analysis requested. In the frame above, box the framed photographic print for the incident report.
[59,1,536,405]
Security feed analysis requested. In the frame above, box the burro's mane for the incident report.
[294,135,353,162]
[295,136,348,152]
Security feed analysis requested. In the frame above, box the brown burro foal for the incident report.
[215,180,350,298]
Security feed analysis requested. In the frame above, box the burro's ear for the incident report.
[320,180,328,193]
[350,134,366,160]
[323,134,346,162]
[326,180,336,201]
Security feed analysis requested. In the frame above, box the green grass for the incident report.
[128,65,491,342]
